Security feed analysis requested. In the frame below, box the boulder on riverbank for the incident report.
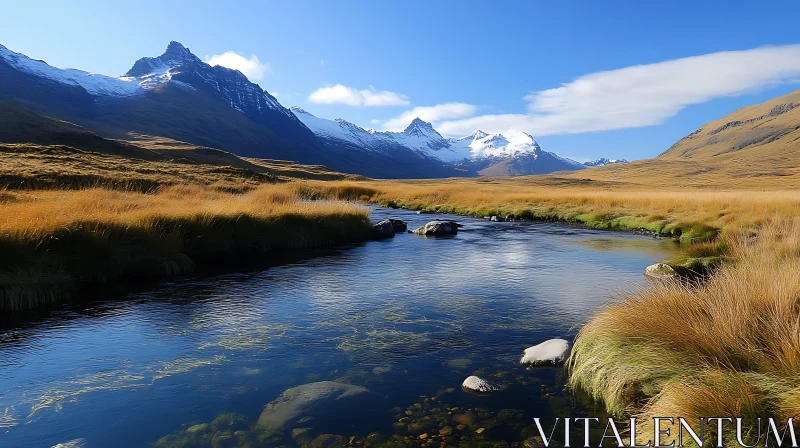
[520,339,571,366]
[644,262,678,280]
[387,219,407,232]
[412,220,462,236]
[257,381,369,430]
[461,375,499,393]
[371,220,396,239]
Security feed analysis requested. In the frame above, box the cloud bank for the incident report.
[308,84,410,107]
[436,45,800,137]
[204,51,270,81]
[381,103,477,131]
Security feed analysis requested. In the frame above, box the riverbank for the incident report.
[569,218,800,445]
[293,179,800,445]
[0,184,373,311]
[300,179,800,273]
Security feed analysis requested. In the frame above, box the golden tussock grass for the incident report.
[0,183,371,311]
[568,218,800,445]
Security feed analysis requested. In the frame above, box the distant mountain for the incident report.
[0,40,598,178]
[292,108,585,176]
[583,158,628,166]
[0,42,458,178]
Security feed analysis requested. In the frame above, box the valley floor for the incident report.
[3,150,800,444]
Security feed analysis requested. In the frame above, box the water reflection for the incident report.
[0,207,677,447]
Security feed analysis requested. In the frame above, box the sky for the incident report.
[3,0,800,162]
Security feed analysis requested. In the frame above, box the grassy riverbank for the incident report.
[302,178,800,272]
[296,178,800,444]
[0,184,371,311]
[569,218,800,445]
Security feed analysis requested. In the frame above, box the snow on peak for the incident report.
[0,43,141,97]
[404,117,435,133]
[125,41,201,78]
[291,107,398,153]
[583,158,629,166]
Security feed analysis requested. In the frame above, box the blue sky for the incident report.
[3,0,800,161]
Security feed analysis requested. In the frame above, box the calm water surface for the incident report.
[0,207,677,447]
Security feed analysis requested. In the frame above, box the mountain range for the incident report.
[0,41,623,178]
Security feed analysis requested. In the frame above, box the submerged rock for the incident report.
[310,434,348,448]
[387,219,407,232]
[412,220,462,236]
[371,220,396,239]
[461,375,499,393]
[520,339,571,365]
[257,381,368,430]
[644,262,678,280]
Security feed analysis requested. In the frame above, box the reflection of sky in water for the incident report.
[0,207,677,447]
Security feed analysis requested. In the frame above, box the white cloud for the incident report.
[308,84,410,107]
[437,45,800,137]
[381,103,478,131]
[204,51,270,81]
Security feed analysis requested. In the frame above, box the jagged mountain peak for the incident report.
[125,41,202,77]
[404,117,436,133]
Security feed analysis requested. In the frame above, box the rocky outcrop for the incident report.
[520,339,571,366]
[412,220,462,236]
[257,381,368,430]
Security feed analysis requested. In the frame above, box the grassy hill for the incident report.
[0,101,363,191]
[555,88,800,188]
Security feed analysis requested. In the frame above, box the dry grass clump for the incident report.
[0,184,371,311]
[568,218,800,445]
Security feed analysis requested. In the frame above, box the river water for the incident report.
[0,206,677,448]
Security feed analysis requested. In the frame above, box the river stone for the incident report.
[412,220,461,236]
[461,375,499,393]
[257,381,368,430]
[520,339,571,365]
[388,219,407,232]
[310,434,348,448]
[371,220,396,239]
[644,262,678,279]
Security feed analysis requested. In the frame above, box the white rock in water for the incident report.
[52,440,87,448]
[520,339,571,365]
[461,375,498,393]
[644,263,678,279]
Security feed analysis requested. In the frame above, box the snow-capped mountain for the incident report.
[0,40,589,178]
[291,106,401,153]
[0,43,141,97]
[124,41,291,118]
[290,109,586,175]
[583,158,628,166]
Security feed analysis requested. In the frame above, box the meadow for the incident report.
[0,184,371,311]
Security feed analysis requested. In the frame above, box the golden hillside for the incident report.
[558,88,800,188]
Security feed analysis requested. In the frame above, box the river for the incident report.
[0,206,677,447]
